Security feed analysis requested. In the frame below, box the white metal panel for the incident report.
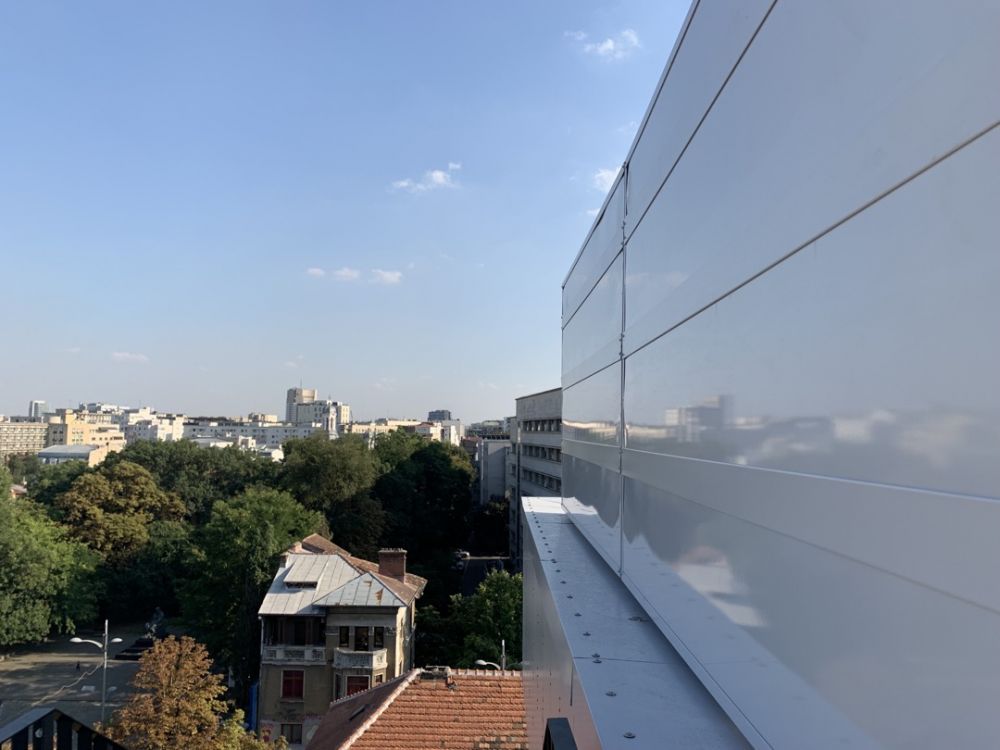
[561,252,623,388]
[624,0,1000,355]
[561,364,621,447]
[563,176,624,322]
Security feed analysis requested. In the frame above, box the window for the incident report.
[281,670,303,700]
[373,626,384,649]
[375,674,384,684]
[354,626,369,651]
[339,626,350,647]
[280,724,303,744]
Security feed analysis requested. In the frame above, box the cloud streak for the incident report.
[111,351,149,364]
[333,267,361,282]
[593,166,621,193]
[370,269,403,285]
[391,162,462,194]
[305,267,325,277]
[568,29,641,60]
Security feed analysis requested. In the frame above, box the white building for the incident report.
[183,419,319,449]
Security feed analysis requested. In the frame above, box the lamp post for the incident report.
[71,619,123,725]
[474,639,507,671]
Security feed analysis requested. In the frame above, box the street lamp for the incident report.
[474,639,507,671]
[71,619,123,725]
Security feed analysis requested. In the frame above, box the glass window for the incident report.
[281,670,303,700]
[354,626,369,651]
[339,626,349,647]
[280,724,303,744]
[373,626,384,649]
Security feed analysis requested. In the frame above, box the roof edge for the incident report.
[340,669,421,750]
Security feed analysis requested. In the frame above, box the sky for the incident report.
[0,0,689,422]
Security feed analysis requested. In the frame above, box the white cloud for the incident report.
[305,267,325,277]
[617,120,638,136]
[371,269,403,285]
[578,29,640,60]
[390,162,462,193]
[586,208,600,217]
[111,351,149,364]
[332,267,361,282]
[593,166,621,193]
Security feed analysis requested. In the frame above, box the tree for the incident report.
[104,519,193,619]
[0,464,10,498]
[54,461,186,566]
[372,429,425,475]
[107,635,284,750]
[0,496,99,645]
[104,441,279,522]
[281,434,382,553]
[25,460,88,508]
[4,453,42,488]
[181,488,323,703]
[447,569,523,668]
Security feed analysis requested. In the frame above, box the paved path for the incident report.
[0,625,145,729]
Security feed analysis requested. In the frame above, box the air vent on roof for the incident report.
[286,581,317,589]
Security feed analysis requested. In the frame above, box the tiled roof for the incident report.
[307,668,527,750]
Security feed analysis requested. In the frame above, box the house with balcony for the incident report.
[257,534,426,748]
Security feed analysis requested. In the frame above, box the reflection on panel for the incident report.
[624,1,1000,353]
[562,453,621,569]
[621,475,1000,748]
[562,363,620,447]
[625,125,1000,499]
[561,253,622,387]
[625,0,772,233]
[562,176,624,322]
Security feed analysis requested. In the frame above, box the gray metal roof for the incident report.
[313,572,407,609]
[258,554,404,616]
[37,444,98,456]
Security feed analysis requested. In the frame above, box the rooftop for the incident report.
[258,535,426,617]
[307,668,527,750]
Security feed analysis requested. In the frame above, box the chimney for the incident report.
[378,548,407,579]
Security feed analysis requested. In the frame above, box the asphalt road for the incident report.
[0,625,144,729]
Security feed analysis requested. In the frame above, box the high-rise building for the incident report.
[27,400,49,420]
[285,387,318,423]
[427,409,452,421]
[523,4,1000,747]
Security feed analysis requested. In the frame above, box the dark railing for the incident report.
[543,717,578,750]
[0,706,128,750]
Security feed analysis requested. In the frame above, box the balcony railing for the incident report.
[261,645,326,663]
[333,647,388,670]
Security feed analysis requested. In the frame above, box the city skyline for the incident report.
[0,0,689,423]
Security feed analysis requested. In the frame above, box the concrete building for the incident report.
[345,419,422,448]
[257,535,426,748]
[45,413,125,457]
[122,414,186,444]
[427,409,452,421]
[524,4,1000,748]
[289,400,350,437]
[182,419,318,450]
[439,419,464,447]
[506,388,561,567]
[286,388,318,423]
[37,444,106,466]
[27,401,49,420]
[476,437,508,507]
[0,418,48,460]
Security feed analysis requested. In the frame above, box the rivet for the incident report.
[592,658,602,663]
[567,595,573,599]
[560,580,566,584]
[582,632,591,637]
[574,613,581,617]
[606,690,617,697]
[591,653,600,658]
[624,732,636,739]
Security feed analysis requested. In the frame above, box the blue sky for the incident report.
[0,0,688,422]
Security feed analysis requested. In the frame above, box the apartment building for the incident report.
[0,418,48,460]
[344,419,422,447]
[182,419,318,450]
[524,3,1000,747]
[45,413,125,458]
[506,388,561,567]
[257,535,426,748]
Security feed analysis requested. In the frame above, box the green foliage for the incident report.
[54,461,186,566]
[374,441,474,562]
[26,460,89,508]
[449,569,522,667]
[281,434,382,553]
[104,441,278,522]
[5,453,42,487]
[372,429,425,474]
[0,464,11,498]
[469,499,510,556]
[0,496,99,645]
[181,487,323,702]
[104,520,193,619]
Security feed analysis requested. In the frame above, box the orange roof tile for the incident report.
[307,668,528,750]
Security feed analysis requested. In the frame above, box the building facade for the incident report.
[182,419,318,449]
[257,535,425,748]
[525,3,1000,748]
[427,409,452,421]
[285,388,318,423]
[506,388,562,567]
[0,418,48,460]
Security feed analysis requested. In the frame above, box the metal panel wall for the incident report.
[560,1,1000,747]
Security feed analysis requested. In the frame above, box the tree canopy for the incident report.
[0,495,99,645]
[108,635,284,750]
